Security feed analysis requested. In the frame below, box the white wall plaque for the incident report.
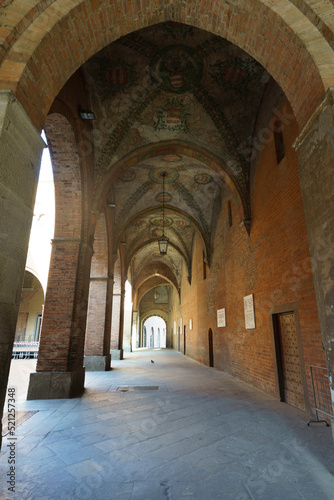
[189,319,193,330]
[217,308,226,327]
[180,317,183,334]
[244,294,256,329]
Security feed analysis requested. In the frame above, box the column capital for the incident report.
[51,238,94,255]
[90,276,115,283]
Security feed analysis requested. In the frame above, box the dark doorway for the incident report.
[178,327,180,352]
[184,325,186,355]
[208,328,214,367]
[272,311,305,411]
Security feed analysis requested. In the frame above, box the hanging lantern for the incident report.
[158,236,169,256]
[158,171,169,256]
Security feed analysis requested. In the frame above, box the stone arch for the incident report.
[135,264,179,295]
[96,140,249,221]
[125,238,190,281]
[141,311,168,326]
[0,2,333,130]
[141,314,167,348]
[135,277,173,312]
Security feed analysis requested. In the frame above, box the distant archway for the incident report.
[143,317,167,349]
[15,271,44,343]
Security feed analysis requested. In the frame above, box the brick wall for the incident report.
[85,214,108,356]
[110,255,122,350]
[0,2,328,131]
[170,94,326,405]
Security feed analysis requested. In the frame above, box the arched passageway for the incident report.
[14,271,44,344]
[0,3,334,451]
[141,316,167,349]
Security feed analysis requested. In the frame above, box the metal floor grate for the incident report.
[117,386,159,392]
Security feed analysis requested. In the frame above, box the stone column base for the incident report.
[84,355,111,371]
[111,349,123,360]
[27,368,85,400]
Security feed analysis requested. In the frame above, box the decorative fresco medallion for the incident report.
[150,217,173,227]
[176,219,190,228]
[133,218,145,226]
[149,44,203,93]
[149,168,179,184]
[161,154,182,162]
[194,173,213,184]
[93,57,137,98]
[118,169,136,182]
[156,192,172,203]
[155,98,190,132]
[210,57,260,92]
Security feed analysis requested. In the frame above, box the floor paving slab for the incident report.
[1,349,334,500]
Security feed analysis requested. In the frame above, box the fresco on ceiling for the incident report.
[155,192,172,203]
[194,174,213,184]
[161,154,182,162]
[150,216,174,228]
[83,22,270,282]
[149,167,179,183]
[119,169,136,181]
[154,98,191,132]
[149,44,203,93]
[114,160,219,245]
[84,21,268,201]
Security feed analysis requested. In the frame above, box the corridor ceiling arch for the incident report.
[95,140,248,221]
[0,1,333,129]
[118,204,209,280]
[133,274,172,312]
[134,265,179,296]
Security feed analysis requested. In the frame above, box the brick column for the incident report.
[84,276,113,371]
[294,88,334,430]
[27,238,93,399]
[0,90,44,448]
[110,291,125,360]
[132,311,139,349]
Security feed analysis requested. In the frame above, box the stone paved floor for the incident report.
[1,349,334,500]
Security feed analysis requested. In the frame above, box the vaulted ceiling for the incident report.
[82,22,270,292]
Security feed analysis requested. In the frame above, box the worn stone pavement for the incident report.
[1,349,334,500]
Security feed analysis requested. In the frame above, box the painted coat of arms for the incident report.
[155,98,190,132]
[150,44,203,93]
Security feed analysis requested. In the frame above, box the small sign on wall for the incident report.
[217,308,226,327]
[180,317,183,334]
[244,294,256,329]
[189,319,193,330]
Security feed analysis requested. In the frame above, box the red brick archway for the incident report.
[0,1,333,129]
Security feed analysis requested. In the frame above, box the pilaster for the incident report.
[0,91,44,447]
[294,87,334,418]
